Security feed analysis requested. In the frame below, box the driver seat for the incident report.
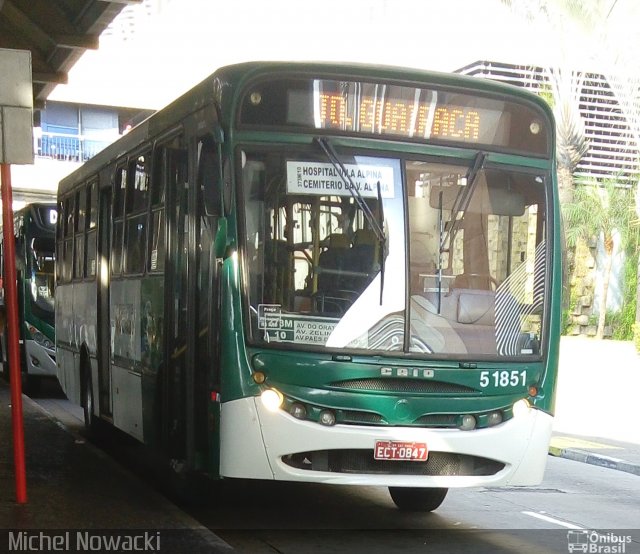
[452,272,494,291]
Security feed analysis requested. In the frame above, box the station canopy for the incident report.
[0,0,141,112]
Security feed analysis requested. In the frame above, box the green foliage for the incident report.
[606,248,638,340]
[537,83,555,109]
[563,177,636,250]
[633,323,640,353]
[561,175,640,340]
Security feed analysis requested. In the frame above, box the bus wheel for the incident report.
[82,367,95,434]
[388,487,448,512]
[21,371,39,395]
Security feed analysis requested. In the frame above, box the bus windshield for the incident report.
[29,237,55,324]
[242,147,548,359]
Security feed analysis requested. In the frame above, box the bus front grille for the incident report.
[329,378,477,394]
[413,414,459,427]
[282,449,504,476]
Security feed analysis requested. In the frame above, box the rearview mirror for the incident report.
[429,183,525,216]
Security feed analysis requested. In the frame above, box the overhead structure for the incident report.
[0,0,141,111]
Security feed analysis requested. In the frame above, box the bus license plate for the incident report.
[374,440,428,461]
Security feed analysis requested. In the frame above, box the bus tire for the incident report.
[20,341,40,395]
[388,487,448,512]
[21,371,39,395]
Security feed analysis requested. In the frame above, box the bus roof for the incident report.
[58,61,554,195]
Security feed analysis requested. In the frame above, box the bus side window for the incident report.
[124,152,150,275]
[111,166,127,276]
[62,195,74,282]
[86,179,98,278]
[73,187,86,279]
[55,199,63,283]
[149,147,166,273]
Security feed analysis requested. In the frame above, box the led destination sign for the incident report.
[240,77,550,156]
[318,92,483,141]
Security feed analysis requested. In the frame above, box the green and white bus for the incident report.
[1,203,57,392]
[55,62,561,511]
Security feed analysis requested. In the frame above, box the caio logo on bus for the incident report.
[380,367,435,379]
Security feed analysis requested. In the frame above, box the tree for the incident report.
[500,0,596,203]
[607,73,640,327]
[563,178,637,338]
[502,0,640,335]
[545,67,590,204]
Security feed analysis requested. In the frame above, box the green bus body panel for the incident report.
[21,298,55,343]
[251,351,541,421]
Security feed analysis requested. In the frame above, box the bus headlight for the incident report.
[260,388,283,412]
[513,399,531,418]
[289,402,307,420]
[319,409,336,426]
[487,411,503,427]
[27,324,46,346]
[459,414,477,431]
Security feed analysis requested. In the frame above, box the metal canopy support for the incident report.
[0,0,142,109]
[0,47,34,505]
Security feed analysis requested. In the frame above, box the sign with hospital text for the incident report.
[286,161,395,198]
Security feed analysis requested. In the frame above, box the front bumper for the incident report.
[220,396,552,487]
[25,339,57,377]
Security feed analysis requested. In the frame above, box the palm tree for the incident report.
[502,0,640,334]
[500,1,594,204]
[546,67,590,204]
[563,178,637,338]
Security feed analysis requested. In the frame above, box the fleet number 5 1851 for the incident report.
[479,370,526,388]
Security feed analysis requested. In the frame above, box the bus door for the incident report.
[162,145,190,462]
[97,184,113,418]
[162,135,221,473]
[193,136,223,473]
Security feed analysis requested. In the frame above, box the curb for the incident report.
[549,446,640,477]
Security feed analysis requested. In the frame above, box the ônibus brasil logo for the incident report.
[567,530,632,553]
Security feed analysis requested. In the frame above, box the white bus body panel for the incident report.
[24,339,57,376]
[112,365,143,441]
[220,396,552,487]
[55,281,97,405]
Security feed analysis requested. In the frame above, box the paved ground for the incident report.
[550,336,640,475]
[0,383,231,551]
[1,335,637,553]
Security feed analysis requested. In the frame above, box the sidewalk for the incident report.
[550,336,640,477]
[0,382,231,551]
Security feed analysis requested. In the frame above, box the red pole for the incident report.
[1,163,28,504]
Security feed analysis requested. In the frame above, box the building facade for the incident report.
[457,60,640,184]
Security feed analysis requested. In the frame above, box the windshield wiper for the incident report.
[314,137,387,304]
[439,151,486,254]
[436,151,486,314]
